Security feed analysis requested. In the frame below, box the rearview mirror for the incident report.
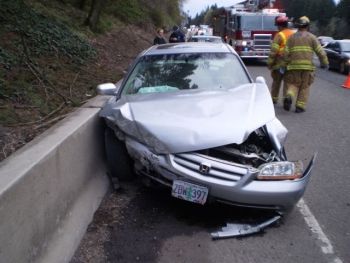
[256,76,266,84]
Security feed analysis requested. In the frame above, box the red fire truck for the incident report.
[213,1,286,59]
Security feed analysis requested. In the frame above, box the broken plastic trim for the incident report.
[211,214,282,239]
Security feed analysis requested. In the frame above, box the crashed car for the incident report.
[98,42,315,213]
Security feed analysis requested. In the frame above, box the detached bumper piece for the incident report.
[211,214,282,239]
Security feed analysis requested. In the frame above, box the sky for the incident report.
[182,0,341,18]
[183,0,242,17]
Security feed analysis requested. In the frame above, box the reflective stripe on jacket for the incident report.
[284,31,328,71]
[267,28,295,70]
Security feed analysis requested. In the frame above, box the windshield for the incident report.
[122,53,250,95]
[340,42,350,52]
[240,15,277,30]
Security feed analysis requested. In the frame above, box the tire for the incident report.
[340,62,346,74]
[340,61,349,75]
[104,127,134,181]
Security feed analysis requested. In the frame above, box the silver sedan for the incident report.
[98,42,315,213]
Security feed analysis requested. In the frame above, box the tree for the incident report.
[85,0,106,30]
[76,0,87,10]
[281,0,338,36]
[335,0,350,37]
[336,0,350,24]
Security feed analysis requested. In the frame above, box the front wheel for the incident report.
[340,62,349,75]
[104,127,134,181]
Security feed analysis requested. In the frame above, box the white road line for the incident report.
[297,199,343,263]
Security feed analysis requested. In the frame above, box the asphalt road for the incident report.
[72,63,350,263]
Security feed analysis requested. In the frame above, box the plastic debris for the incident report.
[211,215,282,239]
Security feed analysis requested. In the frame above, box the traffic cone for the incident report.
[342,73,350,89]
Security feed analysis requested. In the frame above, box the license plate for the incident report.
[171,180,208,205]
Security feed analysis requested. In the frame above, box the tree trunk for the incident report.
[76,0,87,10]
[85,0,106,30]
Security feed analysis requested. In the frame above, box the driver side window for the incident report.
[333,43,340,52]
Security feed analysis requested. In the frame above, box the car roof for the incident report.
[328,40,350,44]
[318,36,334,39]
[144,43,233,56]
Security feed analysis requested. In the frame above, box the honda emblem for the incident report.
[199,162,211,174]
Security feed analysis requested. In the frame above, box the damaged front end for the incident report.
[123,116,315,214]
[197,126,286,168]
[197,127,304,181]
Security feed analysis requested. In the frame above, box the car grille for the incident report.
[253,34,272,50]
[172,153,249,182]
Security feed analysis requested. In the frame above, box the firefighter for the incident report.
[267,15,295,104]
[283,16,329,113]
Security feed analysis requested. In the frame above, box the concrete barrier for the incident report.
[0,96,111,263]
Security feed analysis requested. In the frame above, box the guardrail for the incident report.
[0,96,111,263]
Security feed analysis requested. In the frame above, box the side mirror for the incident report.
[256,76,266,84]
[96,79,123,95]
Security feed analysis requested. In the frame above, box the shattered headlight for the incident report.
[257,161,303,180]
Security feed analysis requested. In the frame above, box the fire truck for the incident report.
[213,0,286,59]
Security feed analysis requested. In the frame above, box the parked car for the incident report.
[317,36,334,47]
[97,43,315,213]
[324,40,350,74]
[187,35,223,43]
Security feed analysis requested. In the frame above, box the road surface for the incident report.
[71,63,350,263]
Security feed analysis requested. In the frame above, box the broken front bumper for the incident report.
[126,138,316,212]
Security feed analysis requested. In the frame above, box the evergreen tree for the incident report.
[336,0,350,24]
[335,0,350,37]
[281,0,337,35]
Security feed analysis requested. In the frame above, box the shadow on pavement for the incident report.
[85,181,282,262]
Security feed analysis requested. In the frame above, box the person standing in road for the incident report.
[169,25,185,43]
[153,28,166,45]
[283,16,329,113]
[267,15,295,105]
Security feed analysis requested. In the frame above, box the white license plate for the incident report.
[171,180,208,205]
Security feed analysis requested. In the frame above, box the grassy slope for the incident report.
[0,0,171,160]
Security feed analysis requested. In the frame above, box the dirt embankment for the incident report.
[0,25,157,161]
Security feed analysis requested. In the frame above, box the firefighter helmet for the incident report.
[295,16,310,28]
[275,15,289,27]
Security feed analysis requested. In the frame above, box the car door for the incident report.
[332,42,342,70]
[325,42,337,69]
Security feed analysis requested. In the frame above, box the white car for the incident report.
[317,36,334,47]
[97,42,315,213]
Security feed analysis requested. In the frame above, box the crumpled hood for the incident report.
[100,83,275,153]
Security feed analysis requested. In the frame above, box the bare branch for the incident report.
[7,102,66,127]
[34,114,69,130]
